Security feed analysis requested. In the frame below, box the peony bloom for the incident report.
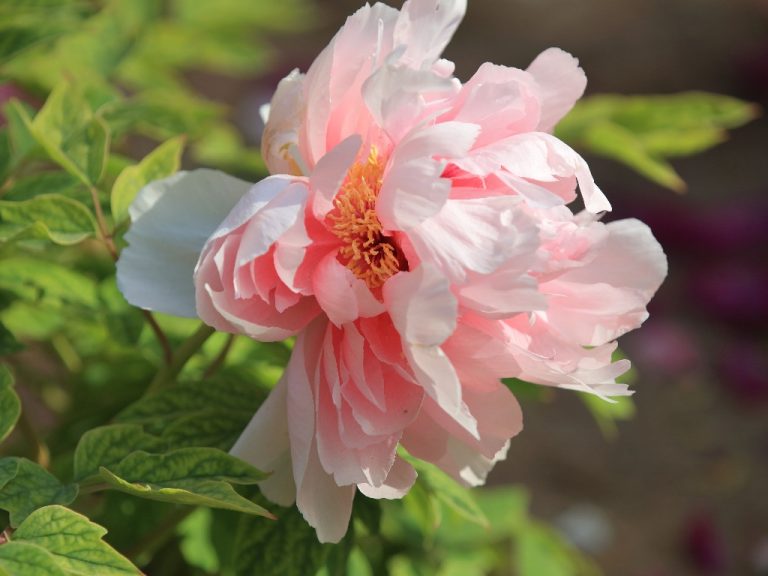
[117,0,667,542]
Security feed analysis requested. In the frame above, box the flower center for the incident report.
[327,148,406,289]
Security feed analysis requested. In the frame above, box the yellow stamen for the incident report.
[327,148,405,289]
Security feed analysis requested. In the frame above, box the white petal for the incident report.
[117,169,251,317]
[230,377,296,506]
[261,69,307,176]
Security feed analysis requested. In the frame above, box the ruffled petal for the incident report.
[117,169,252,317]
[377,121,479,230]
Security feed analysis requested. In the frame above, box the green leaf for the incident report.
[411,459,488,529]
[0,541,67,576]
[11,505,140,576]
[177,508,219,574]
[516,524,577,576]
[0,257,98,308]
[0,322,23,356]
[99,448,273,517]
[0,194,96,245]
[0,458,78,527]
[30,83,110,186]
[224,502,327,576]
[2,172,82,202]
[117,378,266,450]
[2,101,38,163]
[582,122,686,192]
[0,26,60,65]
[110,135,185,224]
[73,424,165,483]
[0,366,21,443]
[556,92,758,191]
[0,458,19,490]
[580,393,636,439]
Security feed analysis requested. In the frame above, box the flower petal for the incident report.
[527,48,587,133]
[377,121,479,230]
[230,376,295,506]
[358,456,417,499]
[117,169,252,317]
[395,0,467,67]
[261,69,307,176]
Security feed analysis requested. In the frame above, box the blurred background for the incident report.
[274,1,766,575]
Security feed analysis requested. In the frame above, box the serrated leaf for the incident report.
[411,459,488,529]
[30,83,110,186]
[111,135,184,224]
[0,366,20,443]
[0,194,96,245]
[11,505,139,576]
[73,424,165,483]
[0,458,78,527]
[99,448,272,517]
[224,502,327,576]
[0,541,67,576]
[117,378,266,449]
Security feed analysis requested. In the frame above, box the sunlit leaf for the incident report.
[556,92,758,191]
[111,135,185,224]
[0,194,96,244]
[0,458,78,527]
[0,541,67,576]
[11,505,140,575]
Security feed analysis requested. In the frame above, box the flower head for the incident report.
[117,0,667,542]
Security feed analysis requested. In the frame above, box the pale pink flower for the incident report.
[117,0,667,542]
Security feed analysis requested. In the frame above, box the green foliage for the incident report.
[557,92,757,191]
[0,194,96,244]
[0,323,23,356]
[73,424,165,482]
[11,505,140,575]
[110,136,185,225]
[0,367,20,443]
[98,448,273,517]
[0,541,68,576]
[221,501,329,576]
[0,458,78,527]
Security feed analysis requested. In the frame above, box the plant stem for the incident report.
[145,323,215,395]
[88,185,118,260]
[141,310,173,365]
[18,406,50,469]
[203,334,235,379]
[88,184,173,364]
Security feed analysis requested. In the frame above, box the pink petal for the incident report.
[358,456,417,499]
[527,48,587,133]
[261,69,307,176]
[395,0,467,68]
[377,121,479,230]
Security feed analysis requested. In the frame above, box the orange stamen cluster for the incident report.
[327,148,405,289]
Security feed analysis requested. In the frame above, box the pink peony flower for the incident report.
[117,0,667,542]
